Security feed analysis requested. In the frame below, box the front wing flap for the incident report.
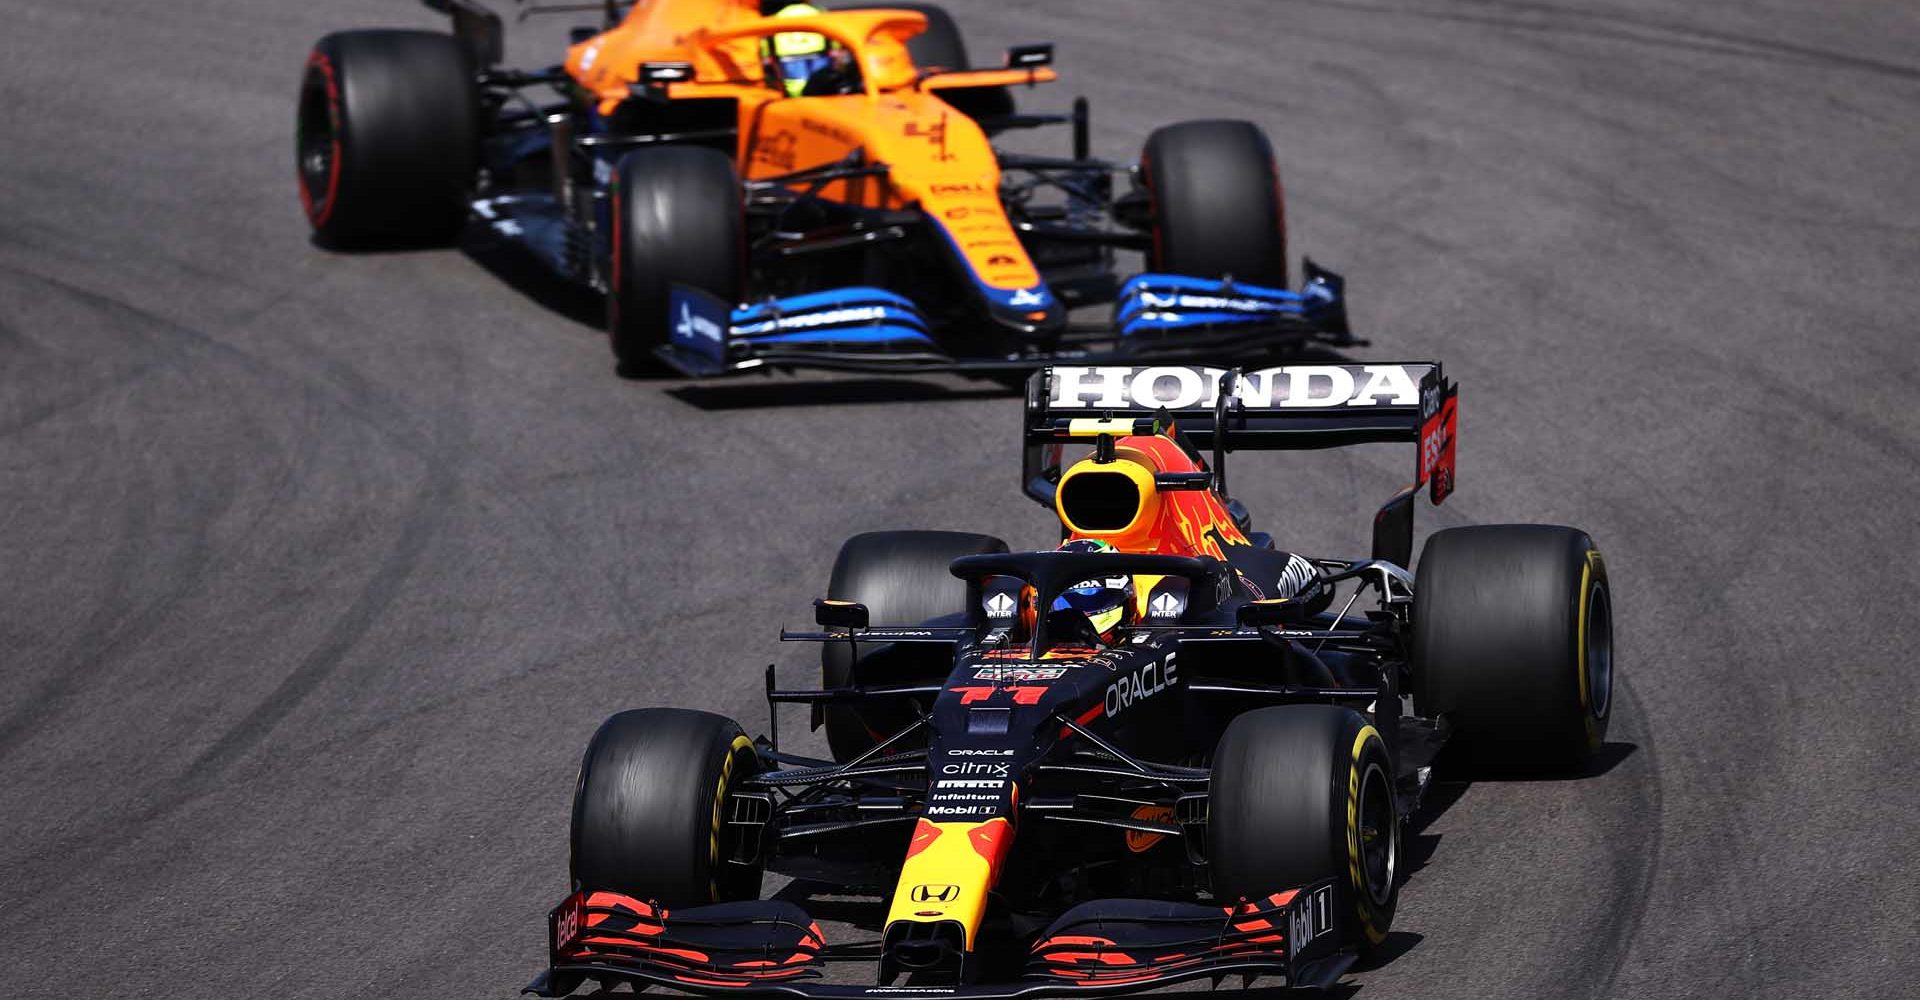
[658,286,951,377]
[537,892,826,995]
[1026,884,1344,988]
[528,882,1348,998]
[1113,261,1349,342]
[653,268,1357,378]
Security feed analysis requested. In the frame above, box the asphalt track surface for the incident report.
[4,1,1919,997]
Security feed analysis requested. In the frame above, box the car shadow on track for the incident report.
[1400,740,1640,882]
[667,376,1019,410]
[1352,932,1424,976]
[459,232,606,331]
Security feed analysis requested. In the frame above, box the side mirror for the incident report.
[814,599,869,630]
[1005,43,1054,69]
[1237,598,1306,628]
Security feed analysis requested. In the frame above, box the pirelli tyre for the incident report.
[608,146,744,376]
[1139,119,1289,288]
[296,30,479,247]
[1209,705,1398,955]
[821,530,1009,761]
[1412,524,1614,771]
[569,708,762,904]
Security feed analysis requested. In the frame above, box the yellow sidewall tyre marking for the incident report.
[707,734,755,901]
[1577,549,1608,751]
[1345,724,1390,946]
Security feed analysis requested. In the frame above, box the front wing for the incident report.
[526,882,1350,998]
[653,267,1357,378]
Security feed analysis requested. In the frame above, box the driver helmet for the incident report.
[1052,538,1136,644]
[766,3,836,97]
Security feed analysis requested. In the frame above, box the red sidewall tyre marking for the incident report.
[300,51,343,229]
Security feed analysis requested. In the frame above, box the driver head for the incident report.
[766,3,832,96]
[1050,539,1136,645]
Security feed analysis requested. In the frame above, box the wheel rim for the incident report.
[296,68,337,219]
[711,739,762,899]
[1585,584,1613,720]
[1357,759,1397,907]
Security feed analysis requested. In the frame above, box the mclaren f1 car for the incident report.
[296,0,1356,377]
[527,362,1618,996]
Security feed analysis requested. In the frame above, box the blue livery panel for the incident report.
[1115,272,1339,337]
[731,287,937,347]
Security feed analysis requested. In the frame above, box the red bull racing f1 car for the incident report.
[527,363,1616,996]
[297,1,1356,377]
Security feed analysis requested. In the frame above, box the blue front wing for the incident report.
[657,265,1352,377]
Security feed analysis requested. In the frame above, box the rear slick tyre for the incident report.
[821,530,1008,761]
[1412,524,1613,772]
[296,30,478,247]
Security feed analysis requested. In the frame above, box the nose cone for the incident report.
[979,282,1067,335]
[883,816,1014,975]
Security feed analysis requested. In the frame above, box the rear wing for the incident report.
[1020,364,1458,565]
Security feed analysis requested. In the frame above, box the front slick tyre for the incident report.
[569,708,762,905]
[1210,705,1398,956]
[1140,119,1288,288]
[296,30,478,248]
[607,146,743,377]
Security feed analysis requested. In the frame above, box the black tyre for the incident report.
[836,3,1013,120]
[570,708,762,904]
[821,530,1008,761]
[1412,525,1613,769]
[608,146,743,376]
[296,30,478,247]
[1139,120,1289,288]
[1211,705,1398,954]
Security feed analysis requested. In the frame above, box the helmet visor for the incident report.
[1052,584,1128,641]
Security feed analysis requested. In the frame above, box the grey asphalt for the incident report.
[3,1,1917,997]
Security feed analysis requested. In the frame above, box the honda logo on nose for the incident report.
[910,884,960,903]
